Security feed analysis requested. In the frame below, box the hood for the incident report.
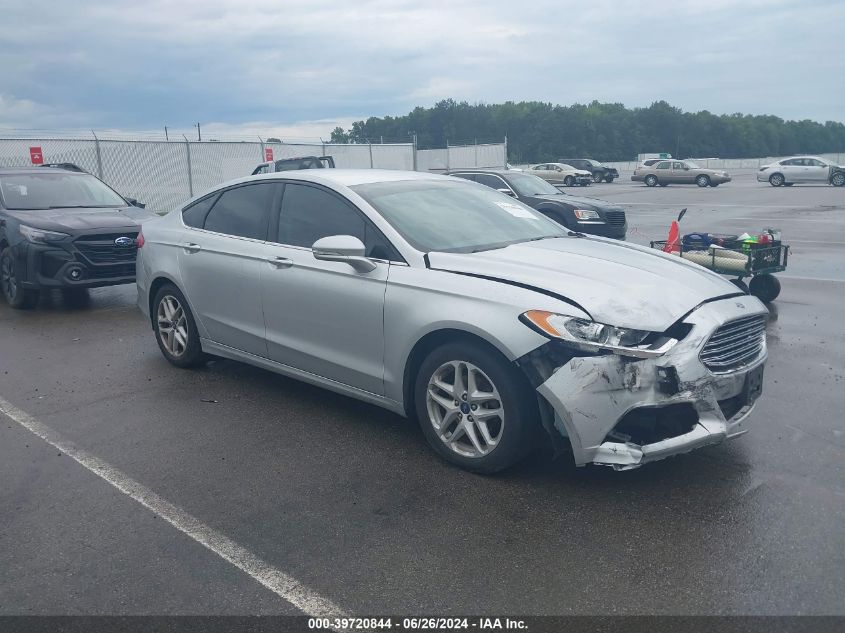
[532,193,620,211]
[427,237,743,331]
[5,206,155,233]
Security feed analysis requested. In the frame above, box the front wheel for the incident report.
[563,175,574,187]
[592,172,604,183]
[0,247,38,309]
[153,284,207,368]
[644,175,658,187]
[696,175,711,187]
[769,173,785,187]
[415,341,537,473]
[832,172,845,187]
[749,274,781,303]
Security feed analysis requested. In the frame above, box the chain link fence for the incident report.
[0,134,494,213]
[416,143,508,173]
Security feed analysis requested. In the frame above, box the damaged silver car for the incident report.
[136,170,767,473]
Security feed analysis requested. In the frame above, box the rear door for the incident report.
[780,158,801,182]
[654,160,672,182]
[178,182,280,356]
[261,182,398,394]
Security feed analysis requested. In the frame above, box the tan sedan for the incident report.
[632,160,731,187]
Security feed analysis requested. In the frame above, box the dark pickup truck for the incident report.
[558,158,620,183]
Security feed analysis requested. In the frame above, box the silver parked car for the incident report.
[136,170,768,473]
[757,156,845,187]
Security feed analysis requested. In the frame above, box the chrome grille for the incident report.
[700,314,767,373]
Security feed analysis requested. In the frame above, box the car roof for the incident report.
[225,168,450,189]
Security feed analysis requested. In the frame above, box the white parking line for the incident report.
[0,395,348,619]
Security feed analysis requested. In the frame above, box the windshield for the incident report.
[684,161,701,168]
[0,172,127,210]
[506,172,563,197]
[352,180,567,253]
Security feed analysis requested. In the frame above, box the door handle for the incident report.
[266,256,293,269]
[182,242,202,254]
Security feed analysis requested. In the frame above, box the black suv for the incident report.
[0,167,154,308]
[558,159,619,183]
[447,169,626,239]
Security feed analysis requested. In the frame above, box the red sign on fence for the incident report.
[29,146,44,165]
[264,148,274,162]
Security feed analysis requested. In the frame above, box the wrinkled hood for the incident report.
[427,237,743,331]
[532,193,621,211]
[5,206,154,232]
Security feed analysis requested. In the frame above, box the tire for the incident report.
[0,247,38,309]
[605,176,615,183]
[769,173,785,187]
[592,171,604,183]
[152,283,207,368]
[749,274,781,303]
[414,340,537,474]
[832,171,845,187]
[730,278,750,294]
[563,175,574,187]
[644,175,658,187]
[696,174,711,187]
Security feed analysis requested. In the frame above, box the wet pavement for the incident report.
[1,171,844,615]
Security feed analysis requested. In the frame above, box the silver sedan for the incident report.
[136,170,768,473]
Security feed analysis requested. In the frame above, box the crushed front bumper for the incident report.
[534,297,768,469]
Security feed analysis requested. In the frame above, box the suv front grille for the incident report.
[604,210,626,226]
[700,314,766,373]
[74,232,139,264]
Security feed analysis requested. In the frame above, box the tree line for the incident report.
[329,99,845,162]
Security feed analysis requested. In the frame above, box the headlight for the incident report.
[521,310,678,358]
[573,209,600,220]
[19,225,70,243]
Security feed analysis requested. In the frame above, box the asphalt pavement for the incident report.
[1,169,843,616]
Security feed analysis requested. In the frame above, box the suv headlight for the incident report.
[573,209,601,220]
[19,225,70,243]
[521,310,678,358]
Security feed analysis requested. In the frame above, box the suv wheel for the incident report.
[769,173,785,187]
[696,174,711,187]
[644,175,658,187]
[153,284,207,368]
[592,171,604,183]
[415,341,536,473]
[0,247,38,309]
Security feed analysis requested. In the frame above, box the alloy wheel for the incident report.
[157,294,189,357]
[426,360,505,459]
[1,254,17,301]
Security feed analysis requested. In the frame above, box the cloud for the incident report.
[0,0,841,139]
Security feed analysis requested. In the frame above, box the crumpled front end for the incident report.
[531,297,768,469]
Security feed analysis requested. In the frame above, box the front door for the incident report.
[673,161,695,184]
[177,182,279,357]
[805,158,829,182]
[261,182,398,395]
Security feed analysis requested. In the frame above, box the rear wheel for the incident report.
[563,175,574,187]
[696,174,711,187]
[644,175,658,187]
[769,173,785,187]
[605,175,615,183]
[415,341,537,473]
[0,247,38,309]
[153,284,207,368]
[749,274,781,303]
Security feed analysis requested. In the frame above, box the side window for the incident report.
[450,173,477,182]
[475,174,509,191]
[656,161,671,170]
[673,161,685,169]
[182,194,218,228]
[782,159,798,166]
[277,183,400,261]
[807,159,824,167]
[203,183,275,240]
[253,165,269,175]
[533,164,546,170]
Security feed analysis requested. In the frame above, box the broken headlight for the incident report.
[521,310,677,358]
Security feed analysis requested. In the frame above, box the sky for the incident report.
[1,0,842,140]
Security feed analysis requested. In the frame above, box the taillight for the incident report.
[136,231,145,248]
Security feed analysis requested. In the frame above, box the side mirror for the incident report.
[125,197,146,208]
[312,235,376,273]
[497,188,515,197]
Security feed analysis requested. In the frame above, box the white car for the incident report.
[757,156,845,187]
[529,163,593,187]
